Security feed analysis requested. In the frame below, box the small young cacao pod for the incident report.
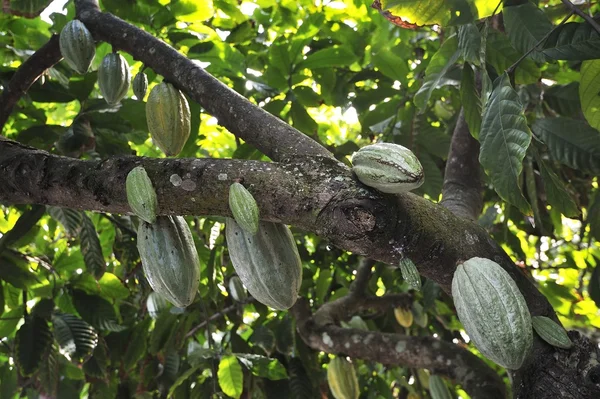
[126,166,157,224]
[59,20,95,74]
[133,71,148,100]
[452,257,532,369]
[98,53,131,105]
[146,82,191,156]
[228,276,248,303]
[327,357,359,399]
[351,143,424,194]
[400,257,421,291]
[225,219,302,310]
[137,216,200,307]
[229,182,259,235]
[429,375,452,399]
[532,316,573,349]
[394,307,413,328]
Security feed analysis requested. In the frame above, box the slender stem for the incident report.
[561,0,600,35]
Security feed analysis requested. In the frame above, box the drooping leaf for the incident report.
[531,117,600,174]
[0,251,40,288]
[47,207,83,236]
[15,315,53,376]
[275,316,295,356]
[123,318,152,371]
[415,152,443,199]
[38,342,59,397]
[458,23,481,65]
[97,273,129,300]
[82,341,109,378]
[543,22,600,61]
[288,357,315,399]
[544,83,582,118]
[72,290,125,332]
[79,213,106,279]
[460,63,482,139]
[236,353,288,381]
[5,0,53,18]
[579,60,600,131]
[503,2,552,63]
[479,74,531,213]
[218,355,244,399]
[149,311,179,354]
[486,30,540,85]
[0,205,44,252]
[533,152,580,218]
[52,313,98,363]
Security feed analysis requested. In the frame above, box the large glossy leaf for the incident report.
[297,46,358,70]
[531,117,600,174]
[236,353,288,380]
[47,207,83,236]
[503,2,552,63]
[72,290,125,332]
[543,22,600,61]
[218,355,243,399]
[373,0,493,27]
[458,23,481,65]
[580,60,600,131]
[479,74,531,213]
[486,30,540,85]
[52,313,98,363]
[15,316,53,376]
[80,213,105,279]
[414,36,460,111]
[460,64,481,138]
[544,83,581,118]
[372,51,410,84]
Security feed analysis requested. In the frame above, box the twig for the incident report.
[349,258,376,294]
[185,300,253,339]
[561,0,600,35]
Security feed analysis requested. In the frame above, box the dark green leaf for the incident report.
[0,306,23,338]
[52,313,98,363]
[236,353,288,380]
[0,251,40,288]
[80,213,105,279]
[486,30,540,85]
[72,290,125,332]
[543,22,600,61]
[47,207,83,236]
[460,64,482,139]
[149,311,179,354]
[82,341,109,379]
[589,191,600,242]
[371,51,409,84]
[249,325,275,355]
[15,315,53,376]
[38,342,59,397]
[297,46,357,70]
[544,83,581,118]
[534,153,580,218]
[123,318,151,370]
[0,205,44,252]
[503,2,552,63]
[458,24,481,65]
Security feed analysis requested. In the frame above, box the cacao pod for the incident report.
[327,357,359,399]
[225,218,302,310]
[229,182,259,235]
[351,143,424,194]
[126,166,158,224]
[133,71,148,101]
[59,20,95,74]
[228,276,248,303]
[146,292,169,319]
[341,315,369,331]
[400,257,421,291]
[146,82,191,156]
[532,316,573,349]
[429,375,452,399]
[98,53,130,105]
[394,307,413,328]
[407,393,420,399]
[137,216,200,307]
[452,257,532,369]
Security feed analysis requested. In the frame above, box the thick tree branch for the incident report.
[72,0,332,162]
[440,110,482,221]
[0,35,62,131]
[291,298,506,398]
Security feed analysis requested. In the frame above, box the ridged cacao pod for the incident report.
[452,257,532,369]
[126,166,157,224]
[351,143,424,194]
[133,71,148,101]
[59,20,95,74]
[400,257,421,291]
[98,53,130,105]
[394,307,413,328]
[532,316,573,349]
[225,218,302,310]
[341,315,369,331]
[146,82,191,156]
[229,182,259,235]
[137,216,200,307]
[429,375,452,399]
[327,357,359,399]
[146,292,169,319]
[228,276,248,303]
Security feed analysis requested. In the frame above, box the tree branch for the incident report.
[0,35,62,131]
[440,110,483,221]
[72,0,332,162]
[560,0,600,35]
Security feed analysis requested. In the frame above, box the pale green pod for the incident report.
[126,166,157,224]
[133,71,148,100]
[532,316,573,349]
[59,20,96,74]
[98,53,130,105]
[327,357,359,399]
[400,257,421,291]
[429,375,452,399]
[452,257,532,369]
[351,143,424,193]
[229,182,259,235]
[225,219,302,310]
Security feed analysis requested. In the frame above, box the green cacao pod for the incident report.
[98,53,130,105]
[228,276,248,303]
[394,307,413,328]
[137,216,200,307]
[146,82,191,156]
[229,182,259,235]
[133,71,148,101]
[59,20,95,74]
[351,143,424,194]
[146,292,169,319]
[532,316,573,349]
[327,357,359,399]
[429,375,452,399]
[126,166,158,224]
[452,257,532,369]
[400,257,421,291]
[341,315,369,331]
[225,218,302,310]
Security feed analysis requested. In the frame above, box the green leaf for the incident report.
[72,290,125,332]
[0,306,23,338]
[414,152,443,199]
[544,83,581,118]
[0,251,40,289]
[168,365,201,397]
[543,22,600,61]
[531,117,600,174]
[149,311,179,354]
[236,353,288,381]
[297,46,357,70]
[47,207,83,236]
[79,214,106,279]
[414,36,460,111]
[458,24,481,65]
[374,0,484,26]
[589,191,600,243]
[460,64,482,139]
[52,313,98,363]
[372,51,409,84]
[6,0,52,17]
[288,358,315,399]
[533,153,580,218]
[580,60,600,131]
[0,205,44,251]
[289,101,318,136]
[479,74,531,214]
[98,273,129,300]
[218,355,243,399]
[315,268,332,304]
[249,325,275,355]
[171,0,214,22]
[15,315,53,376]
[82,341,109,379]
[486,30,540,85]
[503,2,552,63]
[38,342,59,397]
[123,318,151,370]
